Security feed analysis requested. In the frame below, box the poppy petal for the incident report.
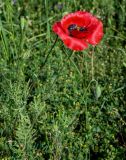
[86,19,103,45]
[61,11,92,35]
[53,22,88,51]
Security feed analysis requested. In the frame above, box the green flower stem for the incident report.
[41,35,58,69]
[62,48,82,77]
[91,50,94,81]
[46,48,75,92]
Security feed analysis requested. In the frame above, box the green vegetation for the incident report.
[0,0,126,159]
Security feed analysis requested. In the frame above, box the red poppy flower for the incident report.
[52,11,104,51]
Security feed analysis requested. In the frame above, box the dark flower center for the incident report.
[68,24,87,32]
[68,24,77,31]
[68,24,88,38]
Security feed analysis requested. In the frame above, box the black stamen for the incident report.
[68,24,77,31]
[79,27,87,32]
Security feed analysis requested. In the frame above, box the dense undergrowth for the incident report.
[0,0,126,159]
